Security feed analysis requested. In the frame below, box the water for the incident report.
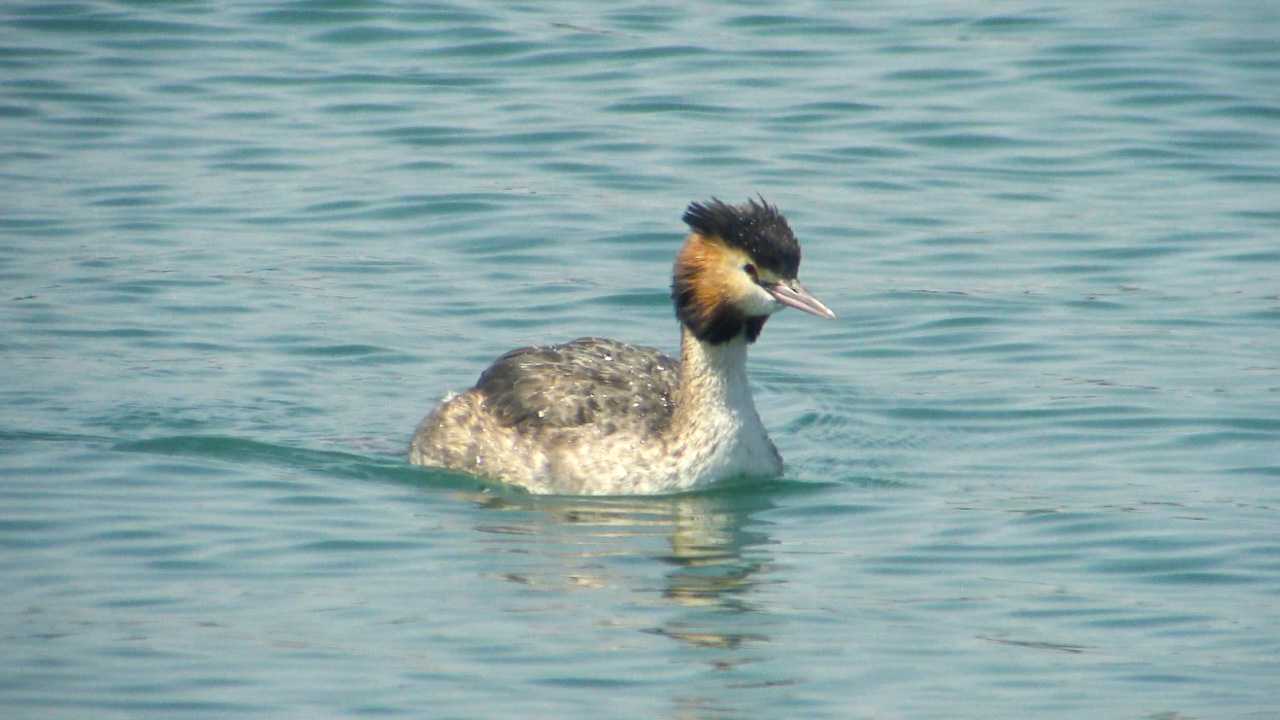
[3,1,1279,717]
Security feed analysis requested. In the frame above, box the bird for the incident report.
[410,197,834,495]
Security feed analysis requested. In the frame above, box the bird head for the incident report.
[672,197,835,344]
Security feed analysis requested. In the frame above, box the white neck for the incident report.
[673,327,760,433]
[664,326,781,487]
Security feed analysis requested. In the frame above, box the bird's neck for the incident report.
[673,326,759,429]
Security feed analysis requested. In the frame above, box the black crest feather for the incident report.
[681,197,800,277]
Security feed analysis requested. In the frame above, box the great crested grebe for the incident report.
[410,197,834,495]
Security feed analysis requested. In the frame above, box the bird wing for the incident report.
[473,337,679,433]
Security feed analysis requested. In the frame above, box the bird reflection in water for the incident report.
[470,486,778,652]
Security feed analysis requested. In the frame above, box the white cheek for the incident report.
[741,285,781,316]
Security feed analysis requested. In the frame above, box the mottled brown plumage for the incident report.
[474,337,678,435]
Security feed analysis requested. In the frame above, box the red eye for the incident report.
[743,263,758,280]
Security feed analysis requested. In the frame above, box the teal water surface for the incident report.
[3,2,1279,718]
